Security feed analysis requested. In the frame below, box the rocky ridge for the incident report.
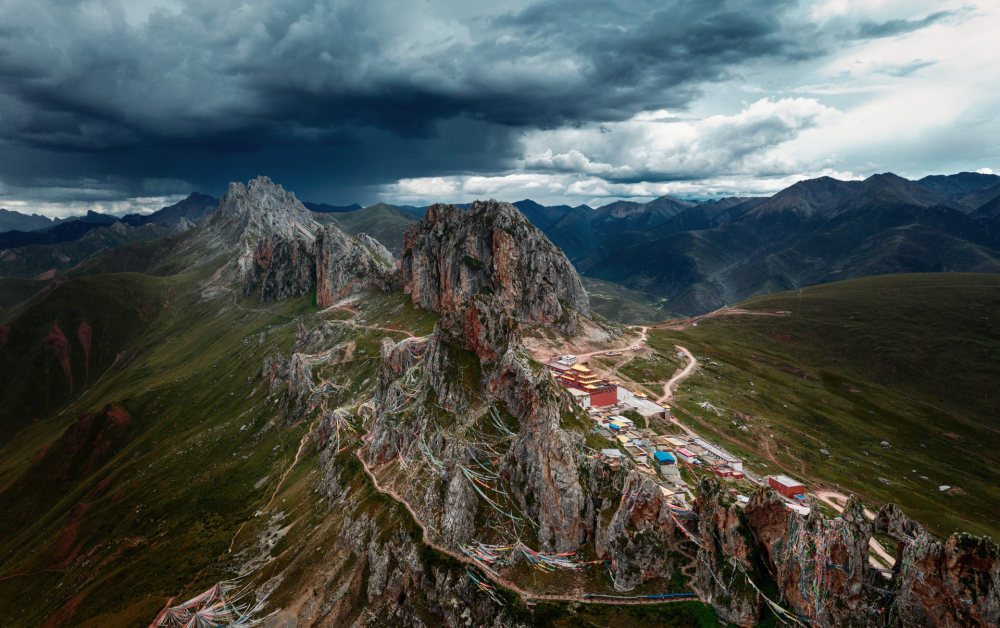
[401,200,590,333]
[694,477,1000,627]
[209,176,396,304]
[249,184,1000,626]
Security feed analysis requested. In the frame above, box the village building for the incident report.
[624,445,648,464]
[691,437,743,471]
[769,475,805,499]
[565,387,591,409]
[666,436,688,449]
[675,447,698,464]
[600,448,622,460]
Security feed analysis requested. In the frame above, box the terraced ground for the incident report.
[629,273,1000,539]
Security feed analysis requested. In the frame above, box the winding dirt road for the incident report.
[651,307,789,331]
[354,447,700,607]
[574,326,649,364]
[657,345,698,405]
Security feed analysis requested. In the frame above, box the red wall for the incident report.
[590,388,618,407]
[768,477,804,498]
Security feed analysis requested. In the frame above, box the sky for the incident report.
[0,0,998,217]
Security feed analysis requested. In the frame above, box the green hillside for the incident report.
[642,273,1000,538]
[580,276,675,325]
[326,203,418,254]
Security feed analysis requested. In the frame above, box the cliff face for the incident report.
[357,201,599,553]
[401,201,589,332]
[877,508,1000,627]
[695,478,1000,627]
[595,473,681,591]
[209,176,396,303]
[314,225,396,307]
[694,478,761,627]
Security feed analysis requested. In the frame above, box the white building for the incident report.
[607,414,634,428]
[566,387,591,409]
[558,354,578,366]
[621,395,668,419]
[691,437,742,471]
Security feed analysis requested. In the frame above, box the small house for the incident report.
[675,447,697,464]
[624,446,648,464]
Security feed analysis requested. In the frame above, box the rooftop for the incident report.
[771,475,803,488]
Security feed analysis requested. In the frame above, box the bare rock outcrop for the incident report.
[874,505,1000,627]
[315,225,396,307]
[401,200,589,333]
[208,176,396,303]
[695,477,1000,627]
[694,478,762,627]
[596,473,681,591]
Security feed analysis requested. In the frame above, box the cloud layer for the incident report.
[0,0,996,213]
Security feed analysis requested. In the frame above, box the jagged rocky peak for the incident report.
[215,175,319,242]
[314,226,396,307]
[209,176,396,304]
[401,199,590,332]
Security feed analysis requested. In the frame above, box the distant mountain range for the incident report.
[4,172,1000,315]
[0,194,220,277]
[570,172,1000,314]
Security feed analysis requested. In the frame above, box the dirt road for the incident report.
[657,345,698,405]
[652,308,789,331]
[574,326,648,364]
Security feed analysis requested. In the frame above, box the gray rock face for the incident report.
[595,472,680,591]
[306,445,513,627]
[215,176,320,243]
[356,232,395,267]
[493,345,591,552]
[694,478,761,627]
[401,200,589,332]
[315,226,396,307]
[246,236,316,302]
[209,176,396,303]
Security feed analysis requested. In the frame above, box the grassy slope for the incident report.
[0,272,178,439]
[580,276,677,325]
[326,203,418,255]
[645,273,1000,538]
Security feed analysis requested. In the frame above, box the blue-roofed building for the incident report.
[653,451,676,464]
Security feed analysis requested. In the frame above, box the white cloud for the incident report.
[379,168,861,207]
[519,97,841,183]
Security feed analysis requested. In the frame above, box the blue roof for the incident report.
[608,423,620,431]
[654,451,675,463]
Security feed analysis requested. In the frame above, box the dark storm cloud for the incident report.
[0,0,811,206]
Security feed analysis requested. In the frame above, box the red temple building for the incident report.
[547,362,618,407]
